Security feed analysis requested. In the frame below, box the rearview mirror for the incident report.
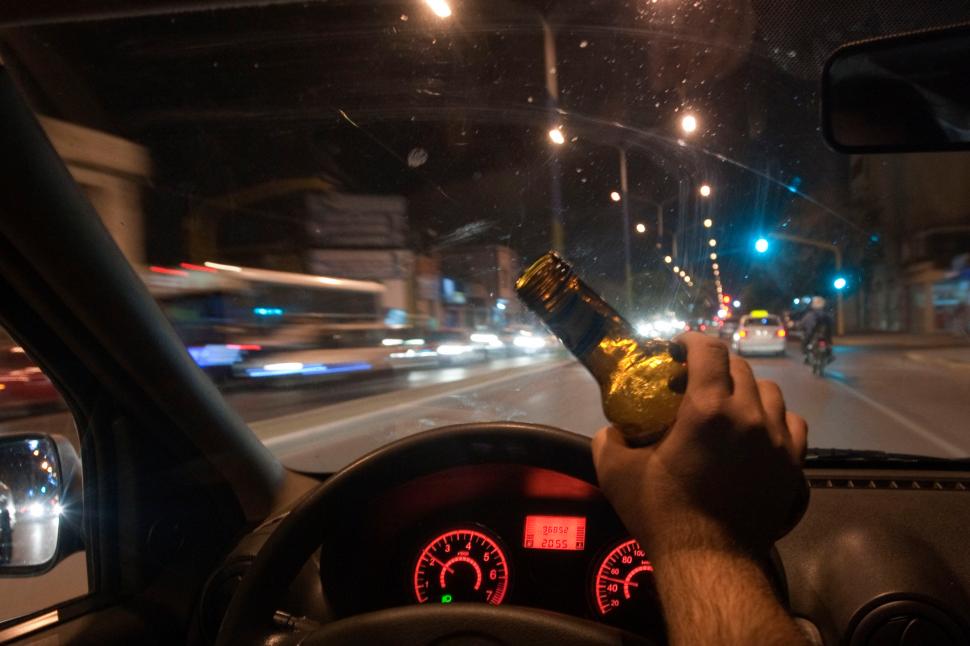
[0,434,80,573]
[822,24,970,153]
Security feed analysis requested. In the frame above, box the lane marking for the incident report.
[260,359,572,452]
[829,377,966,457]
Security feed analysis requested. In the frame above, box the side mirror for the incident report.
[822,24,970,153]
[0,434,81,574]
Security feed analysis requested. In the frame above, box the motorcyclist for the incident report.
[800,296,834,362]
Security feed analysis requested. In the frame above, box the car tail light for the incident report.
[776,329,786,338]
[738,330,747,338]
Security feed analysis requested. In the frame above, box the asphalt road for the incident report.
[258,339,970,472]
[2,338,969,623]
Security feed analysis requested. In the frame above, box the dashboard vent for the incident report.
[851,599,967,646]
[807,478,970,491]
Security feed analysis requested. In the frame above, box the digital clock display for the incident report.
[522,515,587,551]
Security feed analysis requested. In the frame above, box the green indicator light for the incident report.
[441,594,453,604]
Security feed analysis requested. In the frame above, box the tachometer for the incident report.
[413,528,509,605]
[592,538,657,616]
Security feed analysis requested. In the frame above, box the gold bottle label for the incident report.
[516,252,685,444]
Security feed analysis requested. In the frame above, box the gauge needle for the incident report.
[428,554,455,573]
[600,576,638,588]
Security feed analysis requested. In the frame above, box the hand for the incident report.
[593,332,808,559]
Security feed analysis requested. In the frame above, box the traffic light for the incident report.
[722,295,731,305]
[833,276,847,290]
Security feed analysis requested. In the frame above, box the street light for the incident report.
[610,191,621,202]
[708,238,717,247]
[423,0,452,18]
[712,263,719,269]
[699,184,712,197]
[679,270,686,277]
[733,300,741,308]
[673,265,680,273]
[833,276,847,290]
[703,218,713,228]
[664,255,672,264]
[710,252,717,260]
[755,238,769,253]
[547,127,565,145]
[635,223,647,234]
[680,113,698,134]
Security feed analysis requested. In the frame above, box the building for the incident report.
[438,245,521,329]
[847,152,970,333]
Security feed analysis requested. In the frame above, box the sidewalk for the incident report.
[904,346,970,371]
[835,332,970,349]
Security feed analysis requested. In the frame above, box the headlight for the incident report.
[513,335,546,349]
[437,344,471,356]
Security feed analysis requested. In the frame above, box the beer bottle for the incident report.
[516,251,686,445]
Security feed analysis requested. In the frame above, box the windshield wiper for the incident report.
[806,447,970,467]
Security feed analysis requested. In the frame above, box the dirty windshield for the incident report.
[2,1,970,472]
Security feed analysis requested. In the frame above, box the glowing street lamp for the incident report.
[733,300,741,308]
[680,113,698,134]
[610,191,621,202]
[635,223,647,234]
[699,184,712,197]
[424,0,452,18]
[664,255,673,264]
[755,237,769,253]
[673,265,680,273]
[703,218,713,228]
[710,252,717,260]
[547,127,565,145]
[833,276,847,290]
[708,238,717,247]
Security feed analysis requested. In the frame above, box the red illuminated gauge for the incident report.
[592,539,657,617]
[413,528,509,605]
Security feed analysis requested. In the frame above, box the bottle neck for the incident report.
[516,252,636,367]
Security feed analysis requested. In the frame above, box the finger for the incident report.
[786,411,809,464]
[755,377,788,429]
[727,354,761,410]
[675,332,732,397]
[592,426,645,494]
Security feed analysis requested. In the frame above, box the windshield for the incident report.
[744,317,781,327]
[2,1,970,471]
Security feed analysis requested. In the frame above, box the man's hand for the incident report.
[593,332,810,645]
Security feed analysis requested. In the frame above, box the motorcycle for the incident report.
[808,338,832,377]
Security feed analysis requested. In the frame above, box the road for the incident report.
[2,338,969,623]
[252,339,970,472]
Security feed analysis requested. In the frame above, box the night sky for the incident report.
[3,0,970,316]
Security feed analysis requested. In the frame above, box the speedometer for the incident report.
[413,528,510,605]
[592,538,657,617]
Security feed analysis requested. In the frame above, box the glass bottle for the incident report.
[516,251,686,445]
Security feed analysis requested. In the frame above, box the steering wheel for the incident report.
[215,422,656,646]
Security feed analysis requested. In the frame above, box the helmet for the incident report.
[810,296,826,310]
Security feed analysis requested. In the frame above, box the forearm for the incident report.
[653,547,808,646]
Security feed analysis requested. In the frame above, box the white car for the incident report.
[733,313,787,356]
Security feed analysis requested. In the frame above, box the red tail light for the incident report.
[776,329,786,338]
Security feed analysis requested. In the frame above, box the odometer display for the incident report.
[413,528,509,605]
[592,538,656,616]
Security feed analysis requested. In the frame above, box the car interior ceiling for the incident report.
[0,3,969,646]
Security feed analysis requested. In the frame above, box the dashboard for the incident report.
[318,463,672,636]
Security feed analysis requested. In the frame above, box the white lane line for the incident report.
[259,359,571,451]
[829,377,966,457]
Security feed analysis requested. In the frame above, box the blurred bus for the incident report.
[141,262,386,378]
